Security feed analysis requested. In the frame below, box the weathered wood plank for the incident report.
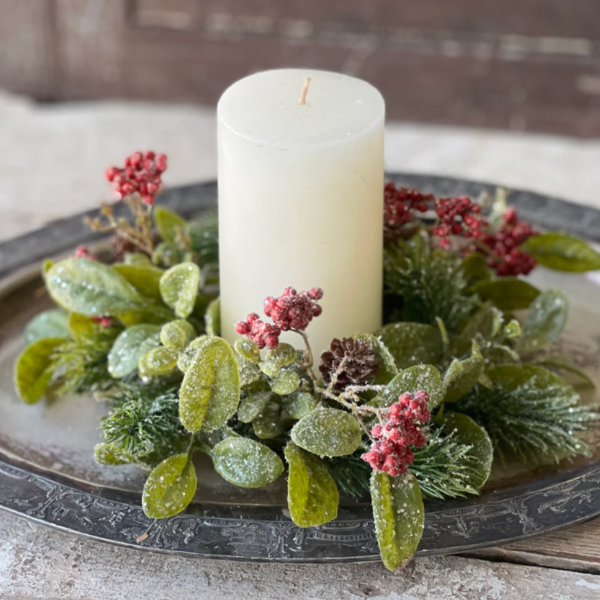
[1,511,600,600]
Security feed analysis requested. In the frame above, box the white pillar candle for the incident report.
[217,69,385,357]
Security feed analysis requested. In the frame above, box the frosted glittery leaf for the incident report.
[68,313,103,342]
[14,337,66,404]
[353,334,398,386]
[160,319,196,350]
[212,437,284,488]
[370,471,424,571]
[46,258,143,316]
[236,354,263,387]
[252,402,285,439]
[235,337,261,363]
[139,346,179,377]
[122,252,153,267]
[284,442,339,527]
[290,408,361,457]
[376,323,443,370]
[238,391,273,423]
[113,264,165,301]
[521,290,568,351]
[24,309,69,347]
[451,305,503,357]
[176,335,209,373]
[282,391,317,420]
[179,337,240,432]
[107,324,161,378]
[159,263,201,318]
[153,205,186,243]
[443,341,484,403]
[205,297,221,337]
[94,442,134,466]
[469,278,540,312]
[261,344,297,376]
[142,453,197,519]
[373,365,443,410]
[270,370,300,395]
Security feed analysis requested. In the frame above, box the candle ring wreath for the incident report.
[13,151,600,571]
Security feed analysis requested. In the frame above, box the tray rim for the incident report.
[2,172,600,563]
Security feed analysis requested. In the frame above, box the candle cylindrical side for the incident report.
[218,69,385,357]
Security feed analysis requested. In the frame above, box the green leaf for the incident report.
[211,437,284,488]
[46,258,143,316]
[353,334,398,385]
[370,472,424,571]
[159,263,201,318]
[24,310,69,346]
[234,338,261,363]
[520,232,600,272]
[282,391,318,420]
[236,354,263,387]
[270,370,300,395]
[107,324,161,378]
[14,338,65,404]
[238,391,273,423]
[138,346,179,377]
[521,290,568,351]
[94,442,134,466]
[152,241,183,268]
[535,356,595,388]
[261,343,297,377]
[291,408,361,457]
[160,319,196,350]
[68,313,103,341]
[373,365,443,411]
[252,402,286,439]
[205,298,221,336]
[142,453,197,519]
[470,278,540,311]
[462,253,493,287]
[376,322,443,370]
[179,337,240,432]
[443,342,485,403]
[123,252,153,267]
[285,442,339,527]
[438,413,493,490]
[113,264,165,301]
[504,319,521,339]
[153,205,186,243]
[452,305,503,357]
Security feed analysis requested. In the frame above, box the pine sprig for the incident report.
[101,384,189,464]
[384,236,477,332]
[456,372,600,463]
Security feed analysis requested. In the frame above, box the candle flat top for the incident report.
[218,69,385,147]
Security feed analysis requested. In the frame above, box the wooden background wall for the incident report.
[2,0,600,137]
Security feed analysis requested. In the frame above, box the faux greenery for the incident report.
[13,160,600,572]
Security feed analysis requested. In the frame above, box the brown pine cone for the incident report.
[319,338,380,391]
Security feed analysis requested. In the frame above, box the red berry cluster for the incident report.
[235,313,281,350]
[361,391,430,477]
[263,287,323,332]
[384,183,433,241]
[433,196,486,249]
[105,151,167,206]
[479,207,537,276]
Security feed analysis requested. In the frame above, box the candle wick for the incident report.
[298,77,312,105]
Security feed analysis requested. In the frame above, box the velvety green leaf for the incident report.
[160,319,196,350]
[470,278,540,311]
[270,370,300,395]
[142,454,197,519]
[438,413,493,490]
[443,342,485,403]
[153,205,186,243]
[283,391,318,420]
[176,335,207,373]
[234,338,261,363]
[462,253,493,286]
[212,437,284,488]
[370,472,424,571]
[14,338,65,404]
[138,346,179,377]
[520,232,600,272]
[238,391,273,423]
[94,442,134,466]
[373,365,443,410]
[24,310,69,346]
[261,343,297,377]
[521,290,568,351]
[353,334,399,386]
[113,264,165,301]
[376,322,443,369]
[291,408,361,457]
[107,324,161,378]
[159,263,201,318]
[236,354,263,387]
[452,305,503,357]
[179,337,240,432]
[252,402,286,439]
[46,258,143,316]
[285,442,339,527]
[205,297,220,336]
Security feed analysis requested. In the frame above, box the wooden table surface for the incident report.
[2,92,600,599]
